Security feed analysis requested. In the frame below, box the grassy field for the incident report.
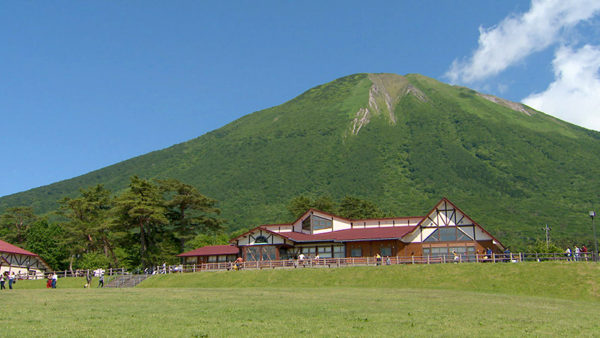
[3,262,600,337]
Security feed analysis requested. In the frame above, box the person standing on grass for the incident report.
[235,257,243,271]
[376,253,382,266]
[574,246,580,261]
[98,274,104,288]
[0,272,5,290]
[453,250,460,263]
[8,272,14,289]
[51,272,57,288]
[85,271,92,288]
[565,247,571,261]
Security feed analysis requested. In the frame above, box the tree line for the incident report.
[3,176,575,271]
[0,176,391,271]
[0,176,222,271]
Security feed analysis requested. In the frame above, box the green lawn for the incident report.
[2,262,599,337]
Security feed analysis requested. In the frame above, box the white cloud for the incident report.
[522,45,600,131]
[446,0,600,83]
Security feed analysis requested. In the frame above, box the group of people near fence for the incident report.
[564,245,590,261]
[0,271,17,290]
[83,271,104,288]
[46,272,58,288]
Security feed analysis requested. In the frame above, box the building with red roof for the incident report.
[0,239,52,278]
[179,198,505,263]
[177,245,239,264]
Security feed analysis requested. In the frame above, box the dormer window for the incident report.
[254,235,268,244]
[301,214,333,233]
[313,216,332,230]
[302,217,311,232]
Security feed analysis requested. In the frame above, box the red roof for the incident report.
[0,239,39,256]
[178,245,239,257]
[274,226,418,242]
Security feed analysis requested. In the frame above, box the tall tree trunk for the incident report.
[180,209,186,252]
[139,218,147,267]
[69,255,75,275]
[103,236,119,267]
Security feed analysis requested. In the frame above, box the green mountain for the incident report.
[2,73,599,248]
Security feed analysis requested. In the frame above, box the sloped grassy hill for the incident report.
[2,73,599,248]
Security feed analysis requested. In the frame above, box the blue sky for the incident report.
[1,1,599,197]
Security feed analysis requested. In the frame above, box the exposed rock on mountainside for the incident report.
[351,73,427,135]
[477,93,535,116]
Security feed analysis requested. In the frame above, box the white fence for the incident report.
[44,252,597,278]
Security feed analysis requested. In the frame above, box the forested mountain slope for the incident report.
[2,73,599,248]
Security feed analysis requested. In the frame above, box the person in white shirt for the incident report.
[298,253,305,265]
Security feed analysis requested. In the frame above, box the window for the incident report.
[261,246,277,261]
[302,247,316,254]
[245,246,277,261]
[254,235,268,244]
[456,229,471,241]
[439,228,457,241]
[302,217,311,232]
[312,216,333,230]
[424,227,473,242]
[350,248,362,257]
[380,247,392,256]
[317,246,332,258]
[333,246,345,258]
[423,245,475,258]
[208,256,217,262]
[279,248,290,260]
[301,215,333,233]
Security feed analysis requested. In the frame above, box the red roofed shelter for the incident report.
[177,245,240,265]
[0,239,51,278]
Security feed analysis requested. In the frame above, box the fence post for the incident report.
[427,255,430,264]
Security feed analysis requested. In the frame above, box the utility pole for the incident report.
[590,211,597,262]
[542,224,551,250]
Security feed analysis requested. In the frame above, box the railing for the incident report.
[38,268,129,280]
[168,252,599,272]
[105,274,149,288]
[37,252,597,279]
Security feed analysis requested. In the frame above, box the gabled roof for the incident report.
[292,208,423,225]
[410,197,505,249]
[177,245,239,257]
[265,226,417,243]
[0,239,39,256]
[0,239,52,271]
